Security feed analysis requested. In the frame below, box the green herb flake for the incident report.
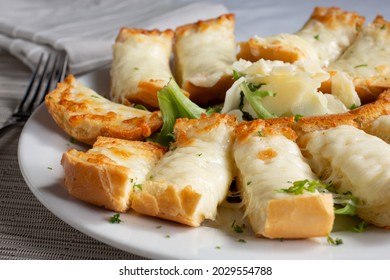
[231,220,245,233]
[327,235,343,245]
[165,235,170,239]
[156,225,162,229]
[381,24,386,30]
[277,179,327,195]
[352,221,369,233]
[133,67,139,70]
[215,246,221,250]
[350,103,358,110]
[196,153,203,157]
[238,239,247,243]
[257,130,263,137]
[91,94,100,98]
[47,167,53,170]
[294,114,303,122]
[314,34,320,40]
[108,213,122,224]
[354,64,368,68]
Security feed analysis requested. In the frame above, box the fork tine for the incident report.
[14,53,44,114]
[27,53,54,113]
[39,52,69,104]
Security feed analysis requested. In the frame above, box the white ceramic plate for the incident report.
[17,68,390,259]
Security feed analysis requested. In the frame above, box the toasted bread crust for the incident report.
[45,75,162,145]
[262,194,334,239]
[61,137,166,213]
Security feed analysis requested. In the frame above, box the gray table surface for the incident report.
[0,49,144,259]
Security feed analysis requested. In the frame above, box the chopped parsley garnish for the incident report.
[108,213,122,224]
[314,34,320,40]
[277,180,358,216]
[352,220,369,233]
[327,235,343,245]
[215,246,221,250]
[350,103,359,110]
[238,239,247,243]
[165,235,170,239]
[130,178,142,191]
[277,179,327,195]
[196,153,203,157]
[91,94,100,98]
[231,220,245,233]
[354,64,368,68]
[381,24,386,30]
[257,130,263,137]
[294,114,303,122]
[47,167,53,170]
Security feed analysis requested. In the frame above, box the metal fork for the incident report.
[0,52,68,136]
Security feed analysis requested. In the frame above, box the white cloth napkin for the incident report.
[0,0,228,74]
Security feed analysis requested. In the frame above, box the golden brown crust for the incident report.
[175,13,235,36]
[131,184,203,227]
[235,117,296,143]
[293,90,390,134]
[45,75,162,145]
[115,27,174,43]
[61,149,131,212]
[307,6,365,30]
[174,113,237,146]
[237,37,306,63]
[237,7,364,63]
[61,137,166,213]
[262,194,334,239]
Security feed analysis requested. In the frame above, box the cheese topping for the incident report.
[234,134,319,234]
[301,125,390,206]
[111,29,173,104]
[365,115,390,144]
[328,22,390,79]
[296,19,356,66]
[175,15,236,88]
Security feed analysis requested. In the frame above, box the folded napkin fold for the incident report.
[0,0,228,74]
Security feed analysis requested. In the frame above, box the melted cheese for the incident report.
[110,29,173,105]
[91,138,163,190]
[328,22,390,79]
[175,15,236,88]
[296,20,356,66]
[139,114,235,224]
[301,125,390,214]
[365,115,390,144]
[234,133,319,234]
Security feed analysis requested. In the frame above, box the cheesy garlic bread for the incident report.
[61,137,166,212]
[45,75,162,145]
[110,28,175,110]
[131,114,236,227]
